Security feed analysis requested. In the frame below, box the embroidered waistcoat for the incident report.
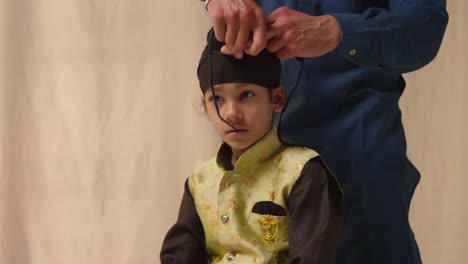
[188,129,319,264]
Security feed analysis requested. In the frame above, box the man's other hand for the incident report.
[266,7,342,59]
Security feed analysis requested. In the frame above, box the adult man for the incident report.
[202,0,448,263]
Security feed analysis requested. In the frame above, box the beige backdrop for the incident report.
[0,1,466,264]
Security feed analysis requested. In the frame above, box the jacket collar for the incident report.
[216,128,283,171]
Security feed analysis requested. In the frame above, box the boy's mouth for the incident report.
[226,128,247,136]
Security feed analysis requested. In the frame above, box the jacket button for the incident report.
[349,49,357,56]
[226,252,236,261]
[221,214,229,224]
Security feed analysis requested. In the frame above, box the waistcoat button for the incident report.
[226,252,236,261]
[221,214,229,224]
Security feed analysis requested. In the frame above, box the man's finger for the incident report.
[266,35,288,53]
[212,16,227,42]
[265,12,286,40]
[221,44,241,54]
[244,12,266,56]
[266,6,292,40]
[235,14,251,50]
[267,6,289,24]
[245,26,266,55]
[220,45,244,59]
[225,12,240,45]
[266,25,281,40]
[233,50,244,59]
[245,39,253,49]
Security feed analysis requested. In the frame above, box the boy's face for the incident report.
[203,83,285,155]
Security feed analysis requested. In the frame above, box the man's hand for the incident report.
[206,0,267,59]
[266,7,342,59]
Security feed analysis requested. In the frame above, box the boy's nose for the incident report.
[224,102,242,122]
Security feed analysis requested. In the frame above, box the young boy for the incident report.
[160,29,344,264]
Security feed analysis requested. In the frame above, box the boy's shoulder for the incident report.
[192,156,219,175]
[282,145,344,198]
[187,156,221,191]
[278,144,320,163]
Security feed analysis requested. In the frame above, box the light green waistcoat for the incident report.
[188,129,319,264]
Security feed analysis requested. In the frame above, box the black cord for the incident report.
[277,57,305,146]
[208,30,237,130]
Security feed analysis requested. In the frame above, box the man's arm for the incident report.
[330,0,448,72]
[265,0,448,72]
[287,157,344,264]
[160,180,209,264]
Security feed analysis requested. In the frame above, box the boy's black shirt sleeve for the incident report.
[287,157,345,264]
[160,157,344,264]
[160,180,209,264]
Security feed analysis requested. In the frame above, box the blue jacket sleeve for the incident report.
[330,0,448,73]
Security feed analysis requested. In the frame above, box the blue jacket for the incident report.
[255,0,448,263]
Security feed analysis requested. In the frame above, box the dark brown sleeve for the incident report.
[160,180,209,264]
[287,157,344,264]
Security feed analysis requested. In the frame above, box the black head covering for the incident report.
[197,28,281,94]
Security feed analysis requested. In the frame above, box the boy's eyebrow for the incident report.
[210,83,253,93]
[234,83,260,89]
[212,85,225,92]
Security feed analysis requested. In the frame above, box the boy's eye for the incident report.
[240,91,254,99]
[213,95,223,102]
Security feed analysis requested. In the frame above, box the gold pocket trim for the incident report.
[257,214,280,248]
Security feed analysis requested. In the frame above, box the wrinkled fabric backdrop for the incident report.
[0,1,466,264]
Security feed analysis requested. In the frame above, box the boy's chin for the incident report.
[225,140,254,153]
[227,137,265,153]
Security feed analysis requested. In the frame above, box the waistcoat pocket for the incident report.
[248,212,289,250]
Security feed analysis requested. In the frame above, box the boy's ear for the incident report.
[272,85,285,112]
[201,95,211,122]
